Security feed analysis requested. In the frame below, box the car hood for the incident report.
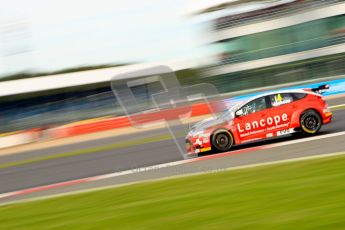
[190,114,233,134]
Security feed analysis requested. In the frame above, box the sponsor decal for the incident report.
[202,138,210,144]
[277,128,294,136]
[237,113,291,138]
[194,139,202,146]
[237,114,289,133]
[193,135,210,146]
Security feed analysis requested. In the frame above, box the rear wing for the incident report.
[310,84,330,94]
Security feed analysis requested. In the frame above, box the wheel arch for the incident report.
[299,108,323,125]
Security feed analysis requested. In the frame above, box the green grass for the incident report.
[1,153,345,230]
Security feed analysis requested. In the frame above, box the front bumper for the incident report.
[185,138,212,155]
[323,111,333,124]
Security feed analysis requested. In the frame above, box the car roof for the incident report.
[233,89,316,111]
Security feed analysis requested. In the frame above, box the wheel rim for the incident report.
[215,133,229,148]
[304,114,320,131]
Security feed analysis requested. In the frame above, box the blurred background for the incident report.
[1,0,345,135]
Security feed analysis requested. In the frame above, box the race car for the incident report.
[185,85,333,156]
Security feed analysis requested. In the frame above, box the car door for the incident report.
[233,96,270,143]
[266,93,295,136]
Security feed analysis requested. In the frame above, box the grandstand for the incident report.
[0,64,182,133]
[194,0,345,93]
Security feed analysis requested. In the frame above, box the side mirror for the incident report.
[235,109,243,117]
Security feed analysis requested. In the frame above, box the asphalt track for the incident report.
[0,97,345,203]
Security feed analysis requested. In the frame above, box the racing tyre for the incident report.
[300,110,322,135]
[211,130,233,152]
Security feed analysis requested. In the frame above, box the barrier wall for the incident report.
[51,103,215,138]
[48,78,345,139]
[0,130,40,149]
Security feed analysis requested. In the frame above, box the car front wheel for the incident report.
[211,130,233,152]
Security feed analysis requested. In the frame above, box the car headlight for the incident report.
[323,108,331,113]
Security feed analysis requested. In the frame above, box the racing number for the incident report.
[267,93,294,133]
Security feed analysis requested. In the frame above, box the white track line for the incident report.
[263,131,345,148]
[330,104,345,109]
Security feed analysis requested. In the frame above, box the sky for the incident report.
[0,0,237,76]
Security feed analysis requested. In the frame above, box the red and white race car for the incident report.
[185,85,333,156]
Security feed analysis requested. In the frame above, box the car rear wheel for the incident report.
[211,131,233,152]
[300,110,322,135]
